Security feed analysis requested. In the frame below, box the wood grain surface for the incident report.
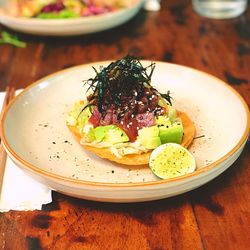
[0,0,249,249]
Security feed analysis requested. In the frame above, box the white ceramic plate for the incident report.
[0,0,143,36]
[1,61,249,202]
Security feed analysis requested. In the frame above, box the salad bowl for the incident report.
[0,0,144,36]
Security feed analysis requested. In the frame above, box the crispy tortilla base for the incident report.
[68,111,196,165]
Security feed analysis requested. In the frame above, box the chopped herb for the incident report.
[0,31,26,48]
[194,135,205,139]
[160,91,172,105]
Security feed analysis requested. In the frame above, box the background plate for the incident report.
[1,61,249,202]
[0,0,143,36]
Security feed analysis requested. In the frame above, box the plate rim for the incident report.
[1,61,250,188]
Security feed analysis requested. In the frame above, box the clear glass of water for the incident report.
[192,0,248,19]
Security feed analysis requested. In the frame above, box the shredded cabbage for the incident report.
[81,139,149,158]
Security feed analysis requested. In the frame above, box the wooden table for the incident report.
[0,1,249,249]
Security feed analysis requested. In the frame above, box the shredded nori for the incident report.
[81,55,172,117]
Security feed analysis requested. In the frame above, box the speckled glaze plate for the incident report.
[0,0,143,36]
[1,61,249,202]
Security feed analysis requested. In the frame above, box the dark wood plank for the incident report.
[190,145,250,250]
[1,193,204,249]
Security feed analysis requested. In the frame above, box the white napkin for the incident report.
[0,91,52,212]
[144,0,161,11]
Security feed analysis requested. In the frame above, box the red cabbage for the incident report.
[41,3,65,13]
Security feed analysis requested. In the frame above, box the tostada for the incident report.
[67,56,195,165]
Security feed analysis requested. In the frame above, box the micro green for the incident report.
[0,31,26,48]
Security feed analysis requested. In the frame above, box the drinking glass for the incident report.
[192,0,248,19]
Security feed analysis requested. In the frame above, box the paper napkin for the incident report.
[0,91,52,212]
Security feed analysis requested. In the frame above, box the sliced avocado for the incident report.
[94,125,115,141]
[159,122,183,144]
[156,116,171,127]
[88,125,129,143]
[138,112,183,147]
[67,101,91,128]
[168,106,177,123]
[103,126,129,144]
[156,107,178,124]
[138,125,159,137]
[138,126,161,149]
[158,97,169,108]
[141,136,161,149]
[87,127,96,141]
